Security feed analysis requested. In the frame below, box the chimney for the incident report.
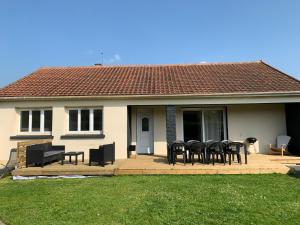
[94,63,102,66]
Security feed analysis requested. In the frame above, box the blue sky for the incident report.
[0,0,300,87]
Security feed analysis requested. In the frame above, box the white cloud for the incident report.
[104,54,122,64]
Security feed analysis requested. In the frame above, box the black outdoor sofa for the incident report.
[89,142,115,166]
[26,143,65,167]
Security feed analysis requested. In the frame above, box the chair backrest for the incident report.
[229,142,244,152]
[186,140,200,149]
[6,148,17,168]
[102,142,115,161]
[27,143,52,152]
[205,140,215,148]
[207,141,223,152]
[221,140,231,149]
[103,142,115,152]
[171,142,186,153]
[173,140,185,144]
[276,136,291,149]
[190,142,206,152]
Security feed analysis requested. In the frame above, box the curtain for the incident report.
[204,110,223,141]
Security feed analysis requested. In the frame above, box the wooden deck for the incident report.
[12,154,299,176]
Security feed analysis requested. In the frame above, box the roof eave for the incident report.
[1,91,300,102]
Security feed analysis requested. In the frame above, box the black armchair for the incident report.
[206,141,225,165]
[190,141,206,165]
[171,142,187,166]
[89,142,115,166]
[224,142,244,165]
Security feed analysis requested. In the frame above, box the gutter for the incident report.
[1,91,300,102]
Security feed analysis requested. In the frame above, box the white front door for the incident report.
[137,109,154,154]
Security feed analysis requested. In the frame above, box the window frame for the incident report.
[67,108,103,134]
[18,109,52,135]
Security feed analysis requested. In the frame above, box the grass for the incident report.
[0,174,299,225]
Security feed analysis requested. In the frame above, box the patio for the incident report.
[12,153,298,177]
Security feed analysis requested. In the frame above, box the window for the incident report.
[183,111,202,142]
[44,110,52,131]
[20,111,29,132]
[69,110,78,131]
[142,117,149,131]
[81,110,90,131]
[68,108,103,133]
[183,109,226,142]
[93,109,102,131]
[203,110,224,141]
[32,110,41,132]
[19,109,52,133]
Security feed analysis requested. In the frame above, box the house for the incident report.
[1,60,300,161]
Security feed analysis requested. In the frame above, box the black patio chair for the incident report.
[206,141,225,165]
[185,140,200,162]
[0,148,17,178]
[171,142,187,166]
[222,140,232,164]
[203,140,215,163]
[225,142,244,165]
[190,141,206,165]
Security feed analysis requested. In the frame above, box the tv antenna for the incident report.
[100,51,104,65]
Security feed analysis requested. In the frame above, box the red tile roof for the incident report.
[0,61,300,98]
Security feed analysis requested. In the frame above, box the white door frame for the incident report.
[136,108,154,154]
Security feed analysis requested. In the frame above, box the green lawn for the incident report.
[0,174,299,225]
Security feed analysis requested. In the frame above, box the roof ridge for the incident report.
[38,60,262,69]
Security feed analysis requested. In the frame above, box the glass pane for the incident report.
[183,111,202,142]
[93,109,102,131]
[81,109,90,131]
[204,110,224,141]
[44,110,52,131]
[69,110,78,131]
[20,111,29,132]
[32,110,41,132]
[142,117,149,131]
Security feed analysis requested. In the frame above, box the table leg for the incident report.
[61,154,64,165]
[75,155,78,165]
[82,152,84,162]
[204,149,208,164]
[244,144,248,164]
[69,155,71,163]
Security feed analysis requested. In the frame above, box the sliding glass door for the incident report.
[203,110,224,141]
[183,111,202,142]
[183,109,226,142]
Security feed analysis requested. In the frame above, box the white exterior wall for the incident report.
[0,105,18,161]
[0,97,287,160]
[0,100,128,161]
[227,104,286,153]
[153,106,167,155]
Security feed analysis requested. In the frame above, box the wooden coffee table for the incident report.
[61,151,84,165]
